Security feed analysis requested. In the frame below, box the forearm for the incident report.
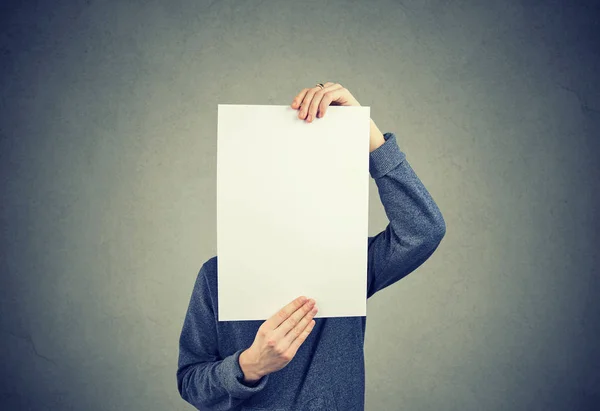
[373,136,445,234]
[366,131,446,297]
[369,118,385,153]
[239,349,264,385]
[177,267,269,408]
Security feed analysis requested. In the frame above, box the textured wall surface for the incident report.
[1,0,599,410]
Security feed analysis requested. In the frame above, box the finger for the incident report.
[298,83,336,120]
[291,83,335,109]
[313,84,343,119]
[297,86,321,120]
[306,92,323,123]
[272,298,316,342]
[281,302,318,348]
[306,86,334,123]
[303,84,336,121]
[283,319,316,359]
[262,296,308,331]
[291,89,310,110]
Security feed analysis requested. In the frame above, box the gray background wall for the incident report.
[1,0,599,410]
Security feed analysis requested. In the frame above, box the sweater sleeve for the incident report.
[177,264,269,410]
[367,132,446,299]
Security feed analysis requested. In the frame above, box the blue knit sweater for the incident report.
[177,132,446,411]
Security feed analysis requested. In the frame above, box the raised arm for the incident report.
[366,122,446,298]
[290,83,446,299]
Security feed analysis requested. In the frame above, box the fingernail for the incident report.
[307,115,312,122]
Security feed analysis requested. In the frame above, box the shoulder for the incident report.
[195,255,218,296]
[202,255,218,275]
[188,256,220,313]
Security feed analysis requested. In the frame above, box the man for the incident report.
[177,82,446,410]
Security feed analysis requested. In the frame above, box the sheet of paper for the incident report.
[217,104,371,321]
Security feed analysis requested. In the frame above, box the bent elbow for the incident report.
[177,366,193,403]
[428,218,446,248]
[436,217,446,240]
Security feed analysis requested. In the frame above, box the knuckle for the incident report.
[267,339,277,347]
[280,353,292,362]
[277,310,288,321]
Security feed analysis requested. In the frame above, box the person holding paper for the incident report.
[177,82,446,410]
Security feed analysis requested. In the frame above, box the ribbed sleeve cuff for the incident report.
[369,132,406,179]
[218,348,270,399]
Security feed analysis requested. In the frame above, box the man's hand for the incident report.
[291,82,360,122]
[290,83,385,152]
[239,296,318,383]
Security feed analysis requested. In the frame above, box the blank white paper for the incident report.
[217,104,371,321]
